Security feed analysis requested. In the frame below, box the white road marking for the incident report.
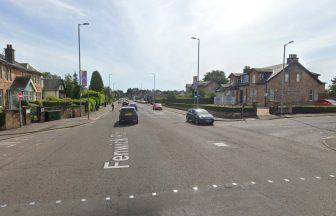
[106,197,111,201]
[81,199,87,202]
[28,201,35,206]
[268,180,273,183]
[315,176,321,179]
[0,204,7,208]
[251,181,256,185]
[284,179,290,182]
[56,200,62,204]
[212,184,218,188]
[213,142,228,147]
[330,175,335,178]
[173,189,178,193]
[193,186,198,191]
[129,195,134,199]
[300,177,305,180]
[232,182,237,186]
[152,192,157,196]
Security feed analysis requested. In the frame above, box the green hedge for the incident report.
[292,106,336,114]
[0,112,5,127]
[167,103,255,113]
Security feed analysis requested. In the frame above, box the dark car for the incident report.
[186,108,214,125]
[119,107,138,124]
[122,101,129,106]
[315,99,336,106]
[129,103,138,111]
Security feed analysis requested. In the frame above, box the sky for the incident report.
[0,0,335,91]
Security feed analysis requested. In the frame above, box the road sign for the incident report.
[81,70,87,87]
[18,92,23,101]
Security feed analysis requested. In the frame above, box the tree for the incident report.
[329,76,336,97]
[64,73,74,98]
[72,72,80,99]
[202,70,228,84]
[42,72,61,79]
[89,71,104,92]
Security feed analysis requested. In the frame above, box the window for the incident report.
[9,68,11,81]
[0,89,3,107]
[0,65,4,78]
[260,73,264,80]
[308,89,313,101]
[252,75,256,83]
[296,73,301,82]
[285,73,289,82]
[269,89,275,101]
[242,74,249,83]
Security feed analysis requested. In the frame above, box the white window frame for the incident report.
[296,73,301,82]
[269,89,275,101]
[252,74,256,83]
[308,89,313,101]
[285,73,289,82]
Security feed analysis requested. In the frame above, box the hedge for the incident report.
[0,112,5,127]
[167,103,255,113]
[292,106,336,114]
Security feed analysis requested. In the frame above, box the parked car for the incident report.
[186,108,214,125]
[119,107,138,124]
[129,103,138,111]
[153,103,163,110]
[315,99,336,106]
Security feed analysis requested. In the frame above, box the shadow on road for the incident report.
[113,121,137,128]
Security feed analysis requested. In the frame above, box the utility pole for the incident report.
[191,37,200,107]
[280,40,294,116]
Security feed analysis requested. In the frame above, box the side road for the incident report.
[0,106,112,139]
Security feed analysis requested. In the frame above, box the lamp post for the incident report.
[280,40,294,116]
[151,73,155,103]
[78,22,89,116]
[191,36,200,107]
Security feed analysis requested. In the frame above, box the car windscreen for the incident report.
[120,108,135,113]
[195,109,209,115]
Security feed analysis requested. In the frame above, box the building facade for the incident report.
[42,78,66,99]
[216,54,325,106]
[0,44,43,109]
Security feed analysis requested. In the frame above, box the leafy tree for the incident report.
[89,71,104,92]
[103,86,113,103]
[64,73,74,98]
[42,72,61,79]
[166,91,176,103]
[202,70,228,84]
[329,76,336,97]
[72,72,80,99]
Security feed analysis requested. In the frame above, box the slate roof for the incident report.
[10,77,31,90]
[0,54,42,75]
[43,79,64,91]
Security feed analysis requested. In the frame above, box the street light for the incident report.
[78,22,89,117]
[280,40,294,116]
[191,36,200,107]
[151,73,155,103]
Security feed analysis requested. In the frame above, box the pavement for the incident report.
[0,106,111,140]
[0,102,336,215]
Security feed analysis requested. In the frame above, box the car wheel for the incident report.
[186,117,189,122]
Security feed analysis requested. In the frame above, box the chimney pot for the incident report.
[287,54,298,64]
[4,44,15,64]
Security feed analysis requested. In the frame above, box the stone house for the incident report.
[0,44,43,110]
[42,78,66,99]
[186,79,220,95]
[216,54,325,106]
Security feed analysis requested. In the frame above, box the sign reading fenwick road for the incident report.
[104,132,130,169]
[81,70,87,87]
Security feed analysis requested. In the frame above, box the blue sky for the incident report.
[0,0,335,91]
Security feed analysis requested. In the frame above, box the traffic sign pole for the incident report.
[18,92,23,127]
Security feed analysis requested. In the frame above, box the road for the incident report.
[0,102,336,215]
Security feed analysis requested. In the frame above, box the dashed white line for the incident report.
[0,204,7,208]
[81,199,87,202]
[56,200,62,204]
[129,195,134,199]
[193,186,198,191]
[232,182,237,186]
[300,177,305,180]
[284,179,290,182]
[106,197,111,201]
[28,201,35,206]
[212,184,218,188]
[173,189,178,193]
[268,180,273,183]
[251,181,256,185]
[330,175,335,178]
[315,176,321,179]
[152,192,157,196]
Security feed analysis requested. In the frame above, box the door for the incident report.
[239,90,243,104]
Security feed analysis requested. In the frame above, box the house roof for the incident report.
[43,78,64,91]
[0,54,42,75]
[229,73,242,77]
[10,77,37,91]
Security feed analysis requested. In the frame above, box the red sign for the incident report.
[18,92,23,101]
[81,70,87,87]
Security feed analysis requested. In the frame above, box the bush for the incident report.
[46,96,59,101]
[0,112,5,127]
[30,100,42,106]
[292,106,336,114]
[167,103,255,113]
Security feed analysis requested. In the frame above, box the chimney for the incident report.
[4,44,15,64]
[287,54,298,64]
[243,66,250,73]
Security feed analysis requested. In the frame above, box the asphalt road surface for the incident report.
[0,102,336,215]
